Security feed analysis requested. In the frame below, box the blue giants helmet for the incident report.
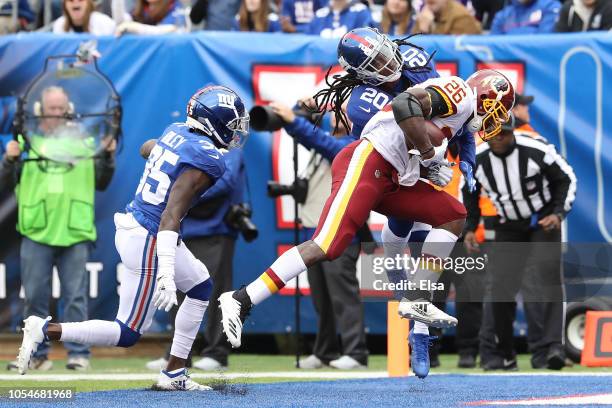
[186,85,250,148]
[337,27,403,85]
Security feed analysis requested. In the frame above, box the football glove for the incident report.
[426,160,454,188]
[153,272,178,312]
[459,161,476,193]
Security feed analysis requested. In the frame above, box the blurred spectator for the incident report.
[490,0,561,34]
[0,86,116,371]
[191,0,240,29]
[555,0,612,32]
[0,0,34,33]
[233,0,282,32]
[471,0,505,30]
[304,0,374,38]
[414,0,482,34]
[280,0,326,32]
[52,0,117,34]
[115,0,187,34]
[378,0,415,35]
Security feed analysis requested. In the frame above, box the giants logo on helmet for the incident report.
[218,93,236,109]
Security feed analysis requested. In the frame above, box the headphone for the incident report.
[33,100,75,117]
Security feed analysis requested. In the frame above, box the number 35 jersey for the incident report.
[126,123,226,235]
[361,76,474,187]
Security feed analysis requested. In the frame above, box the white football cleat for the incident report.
[153,368,212,391]
[398,299,458,328]
[17,316,51,375]
[219,291,246,349]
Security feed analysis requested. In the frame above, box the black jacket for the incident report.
[556,0,612,32]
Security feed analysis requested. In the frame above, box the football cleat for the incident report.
[152,368,212,391]
[16,316,51,375]
[398,299,457,328]
[409,329,437,379]
[219,290,251,348]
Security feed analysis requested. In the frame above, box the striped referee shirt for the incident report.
[464,131,577,231]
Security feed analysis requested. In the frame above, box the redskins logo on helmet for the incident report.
[466,69,515,141]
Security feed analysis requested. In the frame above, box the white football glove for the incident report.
[426,160,454,188]
[420,138,448,168]
[153,271,178,312]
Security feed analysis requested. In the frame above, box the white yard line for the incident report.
[0,371,611,381]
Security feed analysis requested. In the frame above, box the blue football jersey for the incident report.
[127,123,226,235]
[305,0,374,38]
[347,45,439,138]
[281,0,327,27]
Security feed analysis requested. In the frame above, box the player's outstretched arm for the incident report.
[153,168,213,312]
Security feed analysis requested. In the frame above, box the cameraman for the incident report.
[0,86,116,371]
[144,145,250,372]
[269,100,368,370]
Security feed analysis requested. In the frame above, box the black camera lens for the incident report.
[249,105,285,132]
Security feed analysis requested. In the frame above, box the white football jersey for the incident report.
[361,76,475,186]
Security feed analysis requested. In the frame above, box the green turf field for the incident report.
[0,354,608,393]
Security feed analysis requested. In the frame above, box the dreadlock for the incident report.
[311,33,437,136]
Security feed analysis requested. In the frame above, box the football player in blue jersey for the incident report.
[313,27,477,379]
[16,85,249,391]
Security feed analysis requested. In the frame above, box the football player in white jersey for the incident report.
[218,69,515,353]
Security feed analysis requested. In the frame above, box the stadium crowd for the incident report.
[1,0,611,35]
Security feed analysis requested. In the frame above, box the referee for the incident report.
[462,113,577,370]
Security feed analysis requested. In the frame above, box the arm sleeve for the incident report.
[0,158,19,192]
[462,176,482,232]
[541,144,577,217]
[599,4,612,30]
[284,116,351,160]
[189,0,208,24]
[538,1,561,33]
[94,151,116,191]
[456,129,476,169]
[554,3,570,32]
[489,8,505,34]
[199,150,243,201]
[281,0,293,19]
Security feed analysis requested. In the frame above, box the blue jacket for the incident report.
[305,0,374,37]
[281,0,327,32]
[181,148,245,239]
[283,116,356,162]
[491,0,561,34]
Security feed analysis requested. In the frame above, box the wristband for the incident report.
[156,230,179,275]
[419,146,434,157]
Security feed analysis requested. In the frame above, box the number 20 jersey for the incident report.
[126,123,226,235]
[361,76,475,187]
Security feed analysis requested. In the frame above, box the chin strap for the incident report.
[466,87,482,133]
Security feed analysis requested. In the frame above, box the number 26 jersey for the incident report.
[126,123,226,235]
[361,76,474,187]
